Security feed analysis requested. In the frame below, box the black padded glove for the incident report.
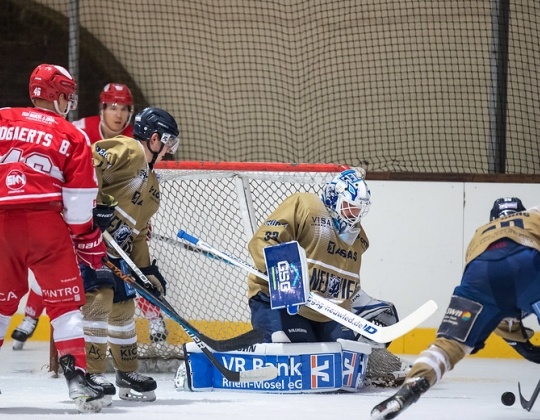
[93,194,117,232]
[495,318,540,363]
[140,259,167,295]
[504,339,540,364]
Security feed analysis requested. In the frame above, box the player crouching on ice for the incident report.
[371,197,540,419]
[177,169,410,393]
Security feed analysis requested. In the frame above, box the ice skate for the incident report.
[116,370,157,402]
[59,355,104,413]
[11,316,38,350]
[149,315,168,343]
[371,376,430,419]
[87,373,116,406]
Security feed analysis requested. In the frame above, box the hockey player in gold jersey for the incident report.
[248,168,373,342]
[81,107,180,404]
[248,169,405,367]
[371,197,540,419]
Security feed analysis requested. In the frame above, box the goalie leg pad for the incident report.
[179,341,371,393]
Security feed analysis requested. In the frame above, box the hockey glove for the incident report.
[72,227,107,270]
[139,259,167,295]
[351,288,399,348]
[495,318,540,363]
[93,194,117,232]
[506,340,540,364]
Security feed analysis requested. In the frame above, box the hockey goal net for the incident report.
[134,161,349,370]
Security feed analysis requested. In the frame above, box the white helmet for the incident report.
[321,168,371,234]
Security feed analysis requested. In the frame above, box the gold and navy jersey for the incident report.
[248,192,369,322]
[92,135,160,267]
[465,206,540,265]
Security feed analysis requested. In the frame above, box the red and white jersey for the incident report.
[73,115,133,144]
[0,107,97,235]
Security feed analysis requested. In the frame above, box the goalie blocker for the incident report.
[177,340,371,393]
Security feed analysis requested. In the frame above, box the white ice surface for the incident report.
[1,341,539,419]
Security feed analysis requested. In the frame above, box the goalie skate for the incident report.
[116,370,157,402]
[174,361,191,391]
[370,377,429,419]
[59,355,104,413]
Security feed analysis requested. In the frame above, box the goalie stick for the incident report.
[177,229,438,344]
[101,230,277,383]
[518,379,540,411]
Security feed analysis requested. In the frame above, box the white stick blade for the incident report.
[238,366,278,382]
[376,299,438,343]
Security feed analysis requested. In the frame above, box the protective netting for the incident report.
[131,163,345,364]
[3,0,540,173]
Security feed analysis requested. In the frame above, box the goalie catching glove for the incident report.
[494,317,540,363]
[138,259,167,295]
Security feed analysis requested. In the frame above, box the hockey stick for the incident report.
[102,259,262,352]
[150,232,233,265]
[177,229,438,344]
[101,231,277,382]
[518,379,540,411]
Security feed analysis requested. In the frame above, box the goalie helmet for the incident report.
[489,197,525,221]
[100,83,133,108]
[321,168,371,233]
[29,64,78,115]
[133,107,180,154]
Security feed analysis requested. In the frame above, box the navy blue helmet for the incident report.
[489,197,526,221]
[133,107,180,153]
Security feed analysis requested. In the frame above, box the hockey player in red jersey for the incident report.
[73,83,134,143]
[12,82,167,348]
[0,63,106,412]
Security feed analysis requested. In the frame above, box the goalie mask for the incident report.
[489,197,525,221]
[321,168,371,244]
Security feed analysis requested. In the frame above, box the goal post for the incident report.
[134,161,350,366]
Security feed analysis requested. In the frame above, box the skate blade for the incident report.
[118,387,156,402]
[12,340,25,351]
[74,396,103,413]
[102,395,113,407]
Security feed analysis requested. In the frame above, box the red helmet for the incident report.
[29,64,77,110]
[100,83,133,107]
